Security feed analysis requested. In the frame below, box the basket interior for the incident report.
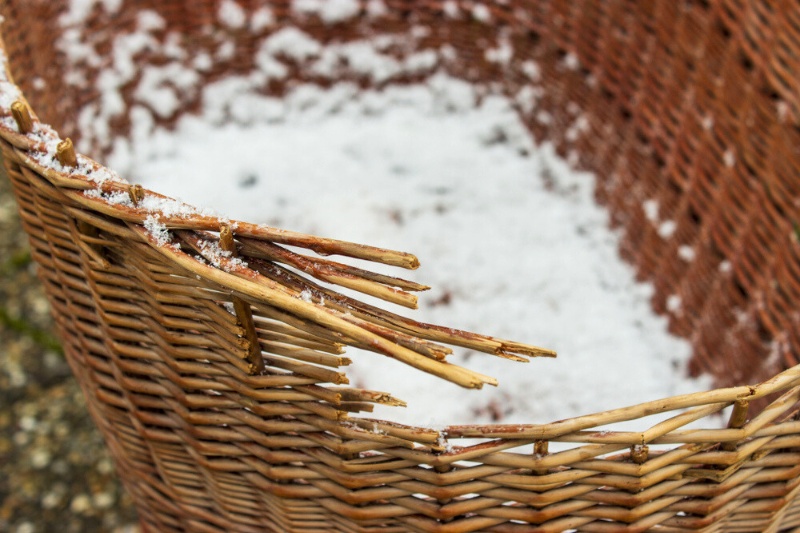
[5,1,799,398]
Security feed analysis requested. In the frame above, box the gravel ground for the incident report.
[0,168,140,532]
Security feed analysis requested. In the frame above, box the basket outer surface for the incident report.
[1,1,800,531]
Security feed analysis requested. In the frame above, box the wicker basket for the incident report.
[2,1,800,531]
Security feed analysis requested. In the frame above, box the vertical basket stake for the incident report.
[11,101,33,134]
[72,219,110,269]
[56,138,78,168]
[722,399,749,451]
[128,184,144,206]
[220,224,265,375]
[434,464,452,473]
[533,440,549,475]
[432,457,453,506]
[630,444,649,464]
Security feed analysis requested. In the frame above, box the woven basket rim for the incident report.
[1,24,797,450]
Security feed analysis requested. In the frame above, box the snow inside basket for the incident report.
[4,1,800,532]
[32,0,715,428]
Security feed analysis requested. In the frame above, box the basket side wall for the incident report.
[2,1,800,532]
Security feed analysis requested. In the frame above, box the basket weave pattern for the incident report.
[2,1,800,531]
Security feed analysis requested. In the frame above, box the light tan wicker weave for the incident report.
[2,1,800,531]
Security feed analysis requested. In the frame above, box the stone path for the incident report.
[0,168,139,533]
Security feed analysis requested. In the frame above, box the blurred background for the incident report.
[0,172,138,532]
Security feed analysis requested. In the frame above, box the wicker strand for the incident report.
[10,100,32,133]
[219,223,266,375]
[55,138,77,167]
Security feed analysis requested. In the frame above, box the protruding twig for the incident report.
[251,257,545,365]
[150,223,553,389]
[11,101,32,134]
[533,440,549,475]
[336,388,407,407]
[66,184,421,268]
[722,399,749,451]
[242,239,422,309]
[630,444,649,464]
[534,440,549,456]
[168,229,500,388]
[260,341,350,368]
[232,222,420,269]
[251,260,452,360]
[56,138,78,167]
[128,184,144,206]
[219,223,266,375]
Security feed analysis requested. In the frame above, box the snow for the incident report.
[658,220,677,239]
[308,35,439,83]
[678,245,695,262]
[293,0,361,24]
[472,4,491,22]
[724,148,736,168]
[250,7,275,32]
[563,52,581,71]
[366,0,388,18]
[143,215,171,246]
[666,294,683,314]
[485,38,513,65]
[218,0,247,30]
[261,28,323,62]
[105,73,713,428]
[134,64,199,118]
[0,80,22,109]
[443,1,460,19]
[62,9,167,152]
[216,40,236,61]
[60,0,123,26]
[643,199,659,222]
[522,60,541,81]
[197,239,248,270]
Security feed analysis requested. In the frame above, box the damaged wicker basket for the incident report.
[2,1,800,531]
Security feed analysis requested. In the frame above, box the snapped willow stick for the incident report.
[260,340,351,368]
[20,148,553,387]
[51,169,554,362]
[250,315,345,353]
[249,258,454,361]
[254,254,551,363]
[219,223,265,375]
[257,329,349,357]
[46,174,421,268]
[334,388,408,407]
[149,227,499,389]
[240,238,429,308]
[17,150,421,270]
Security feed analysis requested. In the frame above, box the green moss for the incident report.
[0,248,31,275]
[0,306,63,354]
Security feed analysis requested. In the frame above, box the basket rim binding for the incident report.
[1,20,799,456]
